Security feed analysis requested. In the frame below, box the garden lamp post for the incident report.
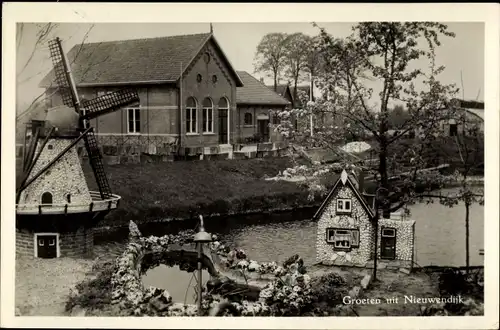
[193,215,212,316]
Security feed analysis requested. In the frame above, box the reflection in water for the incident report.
[142,265,210,304]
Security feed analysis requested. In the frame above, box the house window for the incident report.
[449,124,458,136]
[202,98,214,133]
[336,198,352,214]
[41,192,53,205]
[127,108,141,133]
[66,193,71,203]
[212,75,218,83]
[196,74,202,83]
[186,97,198,134]
[48,144,53,150]
[244,113,253,125]
[326,228,355,250]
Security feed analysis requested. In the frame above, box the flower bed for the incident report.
[108,221,314,316]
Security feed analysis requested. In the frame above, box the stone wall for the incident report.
[16,229,34,257]
[19,139,91,206]
[377,218,416,262]
[59,227,94,258]
[316,184,373,266]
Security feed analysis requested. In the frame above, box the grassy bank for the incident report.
[84,157,315,228]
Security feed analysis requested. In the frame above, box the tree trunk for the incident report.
[372,210,379,282]
[465,202,470,274]
[379,137,390,219]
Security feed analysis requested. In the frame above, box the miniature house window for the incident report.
[186,97,198,134]
[197,74,203,83]
[244,113,253,125]
[212,75,218,83]
[336,198,352,214]
[66,193,71,203]
[326,228,352,250]
[202,98,214,133]
[41,192,53,205]
[127,108,141,134]
[381,228,396,237]
[47,144,54,150]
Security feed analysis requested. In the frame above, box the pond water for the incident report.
[97,187,484,303]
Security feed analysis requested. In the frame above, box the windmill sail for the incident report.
[83,129,112,199]
[81,89,139,120]
[48,38,79,109]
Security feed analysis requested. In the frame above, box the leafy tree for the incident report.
[276,22,460,280]
[253,32,290,92]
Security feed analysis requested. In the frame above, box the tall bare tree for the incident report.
[283,33,310,101]
[253,32,290,91]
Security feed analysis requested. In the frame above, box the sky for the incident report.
[16,22,484,110]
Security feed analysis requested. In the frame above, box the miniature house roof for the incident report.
[312,169,375,221]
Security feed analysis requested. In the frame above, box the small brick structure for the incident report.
[16,226,94,258]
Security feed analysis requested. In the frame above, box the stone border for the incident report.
[109,221,313,316]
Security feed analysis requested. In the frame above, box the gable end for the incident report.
[313,175,374,221]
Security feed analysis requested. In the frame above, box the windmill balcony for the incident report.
[16,191,121,215]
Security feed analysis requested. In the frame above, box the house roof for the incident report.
[448,98,485,121]
[266,84,290,98]
[236,71,291,106]
[39,33,243,88]
[312,169,375,221]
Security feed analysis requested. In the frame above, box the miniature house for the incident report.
[314,169,415,268]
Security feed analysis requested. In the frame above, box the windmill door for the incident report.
[36,234,57,258]
[380,227,396,260]
[218,109,228,144]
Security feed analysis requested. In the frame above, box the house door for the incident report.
[218,109,228,144]
[36,234,57,258]
[380,227,396,260]
[258,119,270,142]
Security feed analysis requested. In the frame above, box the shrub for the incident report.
[66,261,117,312]
[309,272,346,306]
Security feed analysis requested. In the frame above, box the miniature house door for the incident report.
[36,234,57,258]
[257,113,270,142]
[380,227,396,260]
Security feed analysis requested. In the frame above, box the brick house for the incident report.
[39,32,290,159]
[237,72,290,143]
[314,169,415,269]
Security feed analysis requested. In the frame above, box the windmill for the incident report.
[15,37,140,259]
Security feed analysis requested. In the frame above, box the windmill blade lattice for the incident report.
[81,89,140,120]
[48,39,77,109]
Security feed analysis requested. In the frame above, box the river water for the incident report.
[95,187,484,304]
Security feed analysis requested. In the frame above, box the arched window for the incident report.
[186,97,197,134]
[41,192,53,205]
[202,98,214,133]
[66,193,71,203]
[218,97,229,109]
[244,113,253,125]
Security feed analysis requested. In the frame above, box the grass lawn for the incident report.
[83,157,313,227]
